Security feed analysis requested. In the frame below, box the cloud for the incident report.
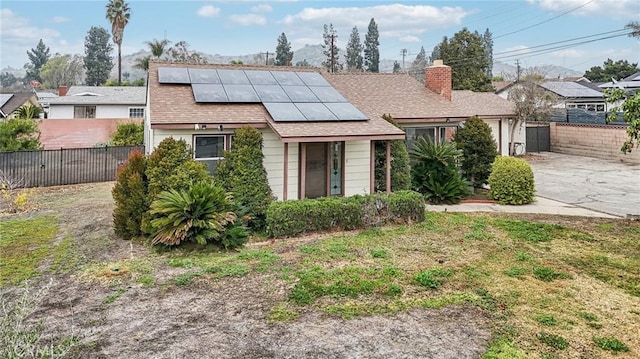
[251,4,273,13]
[52,16,70,23]
[229,14,267,26]
[399,36,420,43]
[280,4,466,45]
[0,9,63,67]
[528,0,639,18]
[197,5,221,17]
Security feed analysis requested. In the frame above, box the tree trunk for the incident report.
[118,44,122,86]
[509,120,521,156]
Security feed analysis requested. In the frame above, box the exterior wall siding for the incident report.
[48,104,140,119]
[550,122,640,163]
[344,140,371,196]
[261,130,285,200]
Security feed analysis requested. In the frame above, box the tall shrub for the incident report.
[374,114,411,192]
[216,127,273,231]
[110,121,143,146]
[112,150,147,239]
[488,156,535,205]
[410,137,469,204]
[453,116,498,188]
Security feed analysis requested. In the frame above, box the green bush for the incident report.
[149,181,237,247]
[112,150,147,240]
[410,137,470,204]
[453,116,498,188]
[0,117,41,152]
[374,114,411,192]
[266,191,425,238]
[216,127,273,231]
[488,156,535,205]
[110,121,144,146]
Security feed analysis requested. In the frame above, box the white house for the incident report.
[45,86,146,119]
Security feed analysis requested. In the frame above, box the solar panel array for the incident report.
[157,67,368,122]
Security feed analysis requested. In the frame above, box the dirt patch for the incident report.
[3,182,493,358]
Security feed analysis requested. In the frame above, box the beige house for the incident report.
[0,92,40,119]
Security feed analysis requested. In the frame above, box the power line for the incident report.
[495,28,628,56]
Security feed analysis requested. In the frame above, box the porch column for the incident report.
[300,143,306,199]
[370,141,375,193]
[386,140,391,194]
[283,142,288,201]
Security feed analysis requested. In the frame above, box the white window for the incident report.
[74,106,96,118]
[129,107,145,118]
[194,135,225,175]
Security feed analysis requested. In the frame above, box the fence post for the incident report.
[59,148,64,186]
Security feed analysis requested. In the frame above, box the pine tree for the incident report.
[322,24,342,72]
[453,116,497,188]
[393,61,401,73]
[345,27,363,71]
[25,39,51,83]
[482,29,494,80]
[275,32,293,66]
[408,46,427,82]
[364,18,380,73]
[84,26,114,86]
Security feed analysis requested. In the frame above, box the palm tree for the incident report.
[146,39,170,59]
[133,56,150,71]
[105,0,130,85]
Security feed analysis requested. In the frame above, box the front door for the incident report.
[304,143,327,199]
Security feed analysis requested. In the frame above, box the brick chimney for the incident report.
[425,59,452,101]
[58,86,68,96]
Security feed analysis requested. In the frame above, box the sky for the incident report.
[1,0,639,75]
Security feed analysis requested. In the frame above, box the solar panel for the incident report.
[217,69,250,84]
[192,83,228,103]
[264,103,307,122]
[254,85,290,102]
[245,70,278,85]
[271,71,304,86]
[324,103,369,121]
[224,84,260,103]
[188,68,221,84]
[296,72,331,86]
[295,103,338,121]
[158,67,190,84]
[309,86,347,103]
[282,85,320,102]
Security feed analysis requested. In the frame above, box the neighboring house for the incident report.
[45,85,146,119]
[599,71,640,92]
[329,60,518,155]
[0,92,40,119]
[496,79,608,112]
[146,62,404,200]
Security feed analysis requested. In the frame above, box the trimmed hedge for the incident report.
[488,156,536,205]
[266,190,425,238]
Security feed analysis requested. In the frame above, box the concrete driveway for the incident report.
[528,152,640,218]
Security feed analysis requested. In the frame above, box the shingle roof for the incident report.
[0,92,38,118]
[46,86,146,105]
[147,62,404,141]
[541,81,603,98]
[451,90,515,117]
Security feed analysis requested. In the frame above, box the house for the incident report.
[329,60,518,155]
[599,71,640,92]
[0,92,40,119]
[45,85,146,119]
[146,60,517,200]
[146,62,404,200]
[496,79,608,112]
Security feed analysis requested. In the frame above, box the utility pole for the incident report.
[330,35,335,73]
[516,59,521,82]
[401,48,408,72]
[261,51,273,66]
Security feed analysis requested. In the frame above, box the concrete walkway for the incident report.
[426,196,618,218]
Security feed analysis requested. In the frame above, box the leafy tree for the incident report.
[430,44,440,63]
[167,41,208,64]
[216,126,273,231]
[0,72,18,88]
[364,18,380,73]
[0,118,41,152]
[295,59,310,67]
[105,0,130,85]
[84,26,114,86]
[112,150,147,240]
[393,61,401,73]
[374,114,411,192]
[345,26,363,71]
[109,121,143,145]
[584,59,639,82]
[482,29,493,79]
[437,28,493,91]
[40,55,84,89]
[322,23,342,73]
[408,46,427,82]
[229,60,243,65]
[627,21,640,38]
[453,116,497,188]
[275,32,293,66]
[410,137,469,204]
[25,39,50,83]
[507,73,557,155]
[605,88,640,153]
